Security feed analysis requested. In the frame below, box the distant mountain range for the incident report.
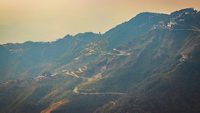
[0,8,200,113]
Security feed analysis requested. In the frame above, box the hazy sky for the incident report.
[0,0,200,44]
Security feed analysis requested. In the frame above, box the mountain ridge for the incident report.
[2,8,198,46]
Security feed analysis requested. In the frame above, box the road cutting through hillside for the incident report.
[73,85,125,95]
[72,73,126,95]
[174,25,200,33]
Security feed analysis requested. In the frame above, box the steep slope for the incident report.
[95,8,200,113]
[96,43,200,113]
[104,12,169,49]
[0,32,101,81]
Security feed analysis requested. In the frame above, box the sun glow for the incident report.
[0,0,200,44]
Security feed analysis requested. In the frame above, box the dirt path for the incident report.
[73,86,125,95]
[72,73,126,95]
[41,99,69,113]
[75,91,125,95]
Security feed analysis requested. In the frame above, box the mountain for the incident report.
[0,8,200,113]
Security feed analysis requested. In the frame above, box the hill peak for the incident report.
[170,8,198,17]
